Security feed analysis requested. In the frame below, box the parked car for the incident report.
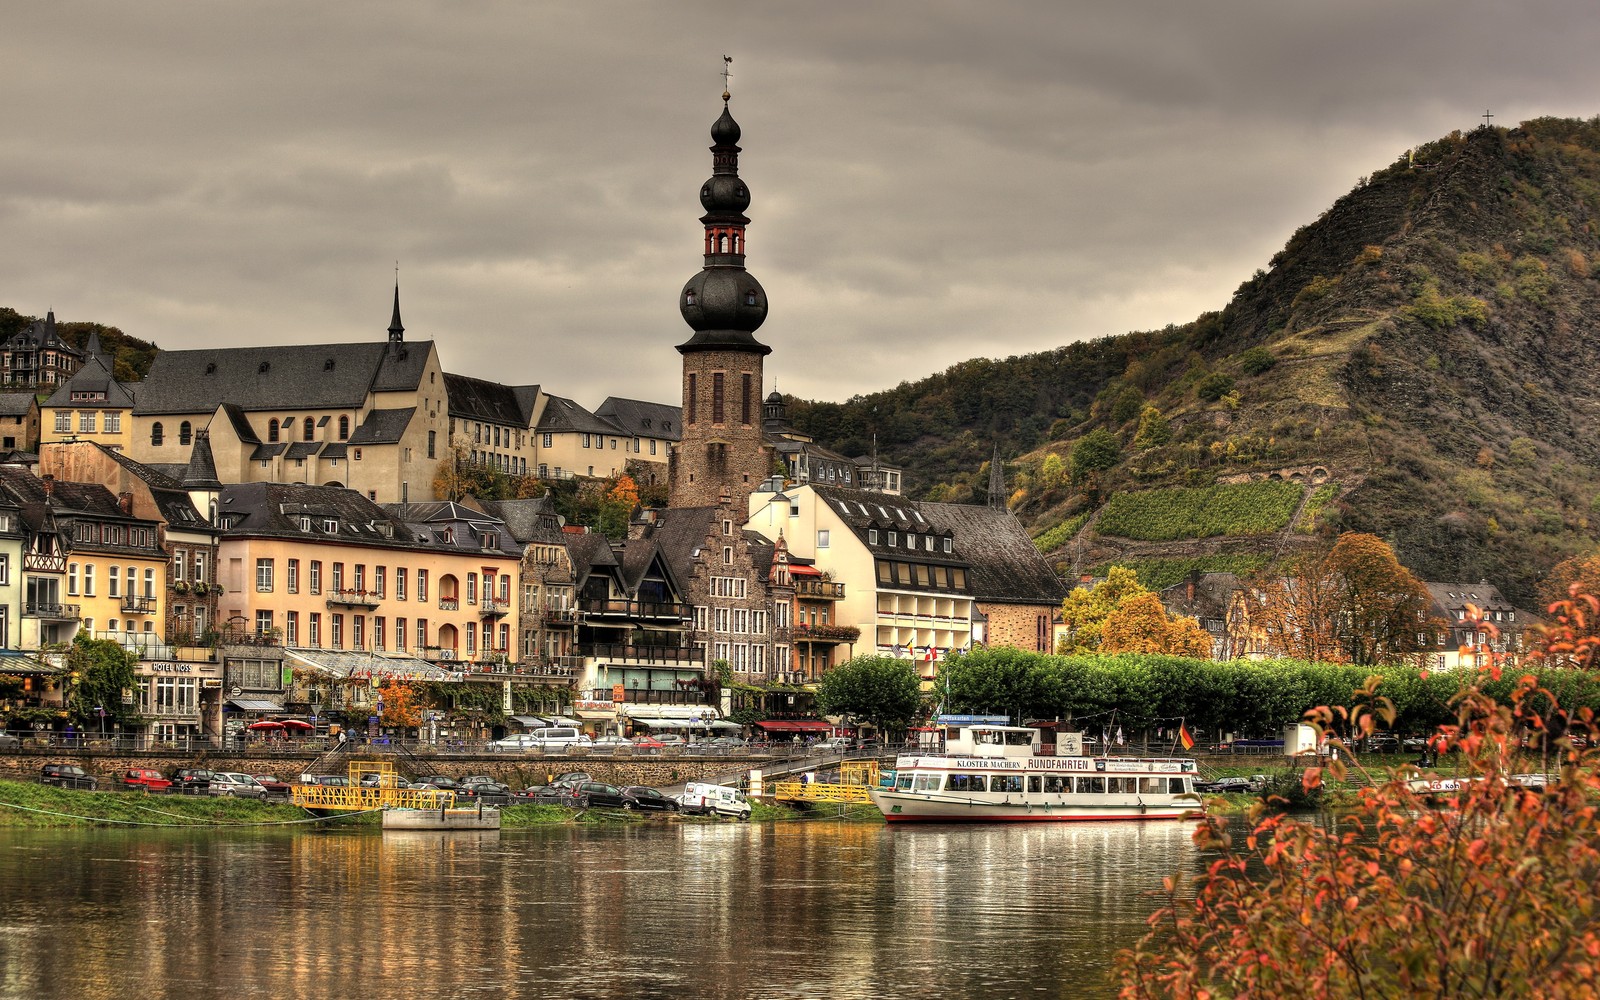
[622,785,678,812]
[1363,733,1401,754]
[548,771,592,789]
[298,774,350,788]
[210,773,269,798]
[676,781,751,819]
[814,738,853,754]
[40,764,97,790]
[252,775,292,797]
[649,733,685,746]
[121,768,172,793]
[0,733,21,751]
[630,735,666,750]
[171,768,217,794]
[456,780,512,804]
[568,781,636,809]
[415,775,460,791]
[709,737,748,750]
[588,735,631,750]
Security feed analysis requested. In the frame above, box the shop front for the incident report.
[139,658,223,746]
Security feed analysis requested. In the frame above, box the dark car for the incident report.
[171,768,217,794]
[416,775,461,791]
[550,771,592,788]
[456,780,512,804]
[570,781,637,809]
[621,785,677,812]
[40,764,97,790]
[1363,733,1401,754]
[530,785,577,806]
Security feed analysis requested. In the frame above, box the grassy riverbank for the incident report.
[0,781,871,829]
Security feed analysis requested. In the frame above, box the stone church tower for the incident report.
[668,89,772,509]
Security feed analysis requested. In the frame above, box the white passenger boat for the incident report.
[868,724,1202,823]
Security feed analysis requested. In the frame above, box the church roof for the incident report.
[133,340,435,415]
[445,372,538,426]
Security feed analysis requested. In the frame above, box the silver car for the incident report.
[209,772,269,799]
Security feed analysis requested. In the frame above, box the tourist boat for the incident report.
[868,724,1202,823]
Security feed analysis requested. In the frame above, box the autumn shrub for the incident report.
[1116,593,1600,999]
[1238,346,1277,376]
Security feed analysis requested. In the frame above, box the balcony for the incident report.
[326,588,382,609]
[588,687,707,706]
[120,595,157,614]
[540,607,579,625]
[438,597,460,611]
[578,598,691,622]
[796,579,846,600]
[25,602,79,621]
[480,598,511,618]
[793,623,861,645]
[577,642,697,665]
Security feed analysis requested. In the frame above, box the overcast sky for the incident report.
[5,2,1599,410]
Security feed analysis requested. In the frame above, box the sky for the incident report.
[6,2,1600,411]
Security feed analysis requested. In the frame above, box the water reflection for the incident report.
[0,819,1210,999]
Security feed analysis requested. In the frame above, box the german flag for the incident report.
[1178,724,1195,751]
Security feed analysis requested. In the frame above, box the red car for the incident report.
[252,774,292,797]
[121,768,172,792]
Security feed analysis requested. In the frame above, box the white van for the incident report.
[492,727,589,751]
[677,781,752,819]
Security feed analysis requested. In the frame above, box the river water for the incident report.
[0,818,1211,999]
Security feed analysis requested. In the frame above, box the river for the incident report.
[0,818,1212,999]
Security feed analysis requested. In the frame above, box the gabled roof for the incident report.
[1,311,80,355]
[444,373,536,427]
[534,394,622,436]
[809,484,1065,605]
[1422,581,1517,614]
[88,442,214,530]
[41,352,135,410]
[219,403,260,444]
[0,393,39,418]
[347,407,416,445]
[475,495,565,544]
[133,340,435,415]
[594,397,681,442]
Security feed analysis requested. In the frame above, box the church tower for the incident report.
[668,85,772,509]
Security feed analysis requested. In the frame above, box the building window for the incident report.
[54,412,70,433]
[150,422,164,446]
[687,374,697,424]
[255,610,274,636]
[417,570,428,602]
[396,568,407,601]
[817,530,830,549]
[105,412,121,433]
[144,568,155,598]
[83,564,95,596]
[741,373,752,424]
[256,558,274,592]
[79,411,96,434]
[427,430,436,459]
[712,372,725,423]
[268,419,279,442]
[287,559,299,594]
[285,611,298,645]
[67,562,78,596]
[331,614,343,649]
[308,613,321,647]
[541,433,553,448]
[338,415,350,440]
[396,617,407,650]
[374,617,385,651]
[353,615,365,650]
[417,618,428,649]
[332,563,344,592]
[309,561,322,594]
[193,552,206,583]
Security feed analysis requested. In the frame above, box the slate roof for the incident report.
[0,393,38,417]
[183,429,223,489]
[220,403,260,444]
[565,531,618,590]
[90,442,215,530]
[445,373,535,426]
[475,496,566,545]
[534,394,622,436]
[42,352,135,409]
[809,484,1065,605]
[133,340,435,415]
[594,397,681,442]
[1,311,80,355]
[218,482,411,549]
[347,407,416,445]
[380,501,518,555]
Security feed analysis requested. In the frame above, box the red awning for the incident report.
[787,564,822,577]
[756,720,833,732]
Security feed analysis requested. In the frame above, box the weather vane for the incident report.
[722,55,732,100]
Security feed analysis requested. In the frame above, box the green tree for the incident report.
[66,635,137,728]
[1070,428,1121,483]
[815,655,922,737]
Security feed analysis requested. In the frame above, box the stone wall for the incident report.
[979,601,1055,653]
[0,748,761,790]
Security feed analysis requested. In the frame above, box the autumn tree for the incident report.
[1117,599,1600,998]
[432,444,513,501]
[1099,592,1213,657]
[1240,548,1348,662]
[1541,549,1600,608]
[1327,531,1431,665]
[1059,566,1149,654]
[1132,405,1172,449]
[378,680,423,729]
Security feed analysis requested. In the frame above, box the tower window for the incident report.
[685,290,696,306]
[687,374,697,424]
[745,291,757,306]
[712,372,725,424]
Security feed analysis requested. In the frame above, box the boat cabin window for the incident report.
[1028,775,1042,793]
[1077,776,1106,794]
[946,774,987,792]
[1141,777,1165,794]
[1043,775,1070,793]
[896,774,914,790]
[991,775,1024,794]
[1168,777,1188,794]
[971,727,1035,747]
[913,775,942,792]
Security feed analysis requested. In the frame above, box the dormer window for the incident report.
[887,531,898,546]
[298,516,311,531]
[323,518,338,533]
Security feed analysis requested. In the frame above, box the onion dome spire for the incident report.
[678,87,770,356]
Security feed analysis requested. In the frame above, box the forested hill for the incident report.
[788,117,1600,608]
[0,308,159,383]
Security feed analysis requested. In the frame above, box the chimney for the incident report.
[119,492,134,515]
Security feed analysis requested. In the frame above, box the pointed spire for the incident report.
[183,428,223,490]
[85,330,105,360]
[988,443,1006,510]
[388,278,404,347]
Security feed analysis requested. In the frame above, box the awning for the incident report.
[0,651,61,675]
[574,709,616,721]
[545,716,584,728]
[755,720,833,732]
[637,718,691,729]
[622,704,719,721]
[787,564,822,576]
[228,699,285,713]
[509,715,549,727]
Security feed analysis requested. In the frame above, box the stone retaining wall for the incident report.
[0,749,771,790]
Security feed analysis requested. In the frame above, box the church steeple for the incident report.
[387,280,405,348]
[669,68,773,511]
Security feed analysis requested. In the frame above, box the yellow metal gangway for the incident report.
[773,760,881,804]
[290,759,455,812]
